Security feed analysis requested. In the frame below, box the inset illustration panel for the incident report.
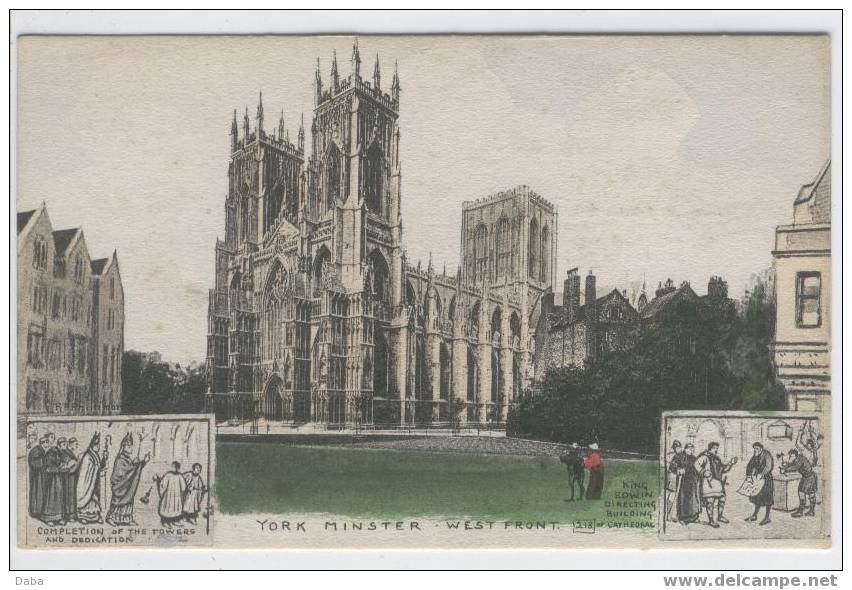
[18,414,215,548]
[660,411,828,543]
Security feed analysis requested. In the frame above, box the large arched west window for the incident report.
[364,142,384,216]
[495,216,511,280]
[528,218,539,280]
[540,225,551,284]
[325,144,342,211]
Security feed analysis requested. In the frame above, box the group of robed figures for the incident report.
[666,425,821,530]
[28,430,150,526]
[28,429,207,529]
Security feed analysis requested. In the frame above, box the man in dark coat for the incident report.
[27,434,50,519]
[744,442,774,525]
[666,440,686,522]
[677,443,702,524]
[781,448,818,517]
[559,443,585,501]
[59,437,80,523]
[41,434,65,525]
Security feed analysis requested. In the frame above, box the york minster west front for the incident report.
[205,41,556,428]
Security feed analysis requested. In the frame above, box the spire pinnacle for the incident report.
[331,50,340,90]
[373,53,381,89]
[352,38,361,77]
[391,59,400,102]
[278,108,285,142]
[314,57,323,105]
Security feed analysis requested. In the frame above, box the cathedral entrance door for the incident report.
[263,377,283,422]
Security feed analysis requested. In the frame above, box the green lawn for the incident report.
[216,443,660,524]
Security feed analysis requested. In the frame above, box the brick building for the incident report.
[533,270,639,377]
[534,273,735,378]
[17,203,124,415]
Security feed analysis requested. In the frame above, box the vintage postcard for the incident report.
[18,414,215,548]
[13,30,834,559]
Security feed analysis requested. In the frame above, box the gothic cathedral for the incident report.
[206,41,557,428]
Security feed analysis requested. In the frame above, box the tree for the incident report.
[513,276,784,453]
[122,350,207,414]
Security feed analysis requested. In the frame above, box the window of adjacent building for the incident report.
[33,237,48,270]
[27,326,45,368]
[51,292,62,319]
[796,272,822,328]
[103,345,109,386]
[74,254,84,283]
[32,284,48,314]
[110,277,115,300]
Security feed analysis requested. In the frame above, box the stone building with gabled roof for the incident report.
[772,160,831,412]
[17,202,124,415]
[534,269,639,377]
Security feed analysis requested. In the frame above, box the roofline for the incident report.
[17,203,47,241]
[54,227,83,258]
[794,159,831,205]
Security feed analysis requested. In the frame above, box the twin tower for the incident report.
[206,40,556,428]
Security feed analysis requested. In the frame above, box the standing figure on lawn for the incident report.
[559,442,585,501]
[583,443,605,500]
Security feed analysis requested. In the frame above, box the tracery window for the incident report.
[325,145,342,211]
[495,217,511,280]
[528,218,539,280]
[364,143,384,216]
[474,224,488,283]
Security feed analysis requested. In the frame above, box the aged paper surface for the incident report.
[14,34,832,554]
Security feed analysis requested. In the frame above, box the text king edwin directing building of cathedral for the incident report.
[205,41,557,427]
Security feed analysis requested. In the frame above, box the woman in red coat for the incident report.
[584,443,605,500]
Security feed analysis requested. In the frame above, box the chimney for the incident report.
[585,271,597,319]
[585,271,598,365]
[564,268,580,323]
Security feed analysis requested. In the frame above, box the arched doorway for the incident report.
[466,345,478,422]
[263,376,284,422]
[491,350,501,423]
[439,342,451,420]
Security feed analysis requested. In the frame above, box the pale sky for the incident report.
[16,35,830,363]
